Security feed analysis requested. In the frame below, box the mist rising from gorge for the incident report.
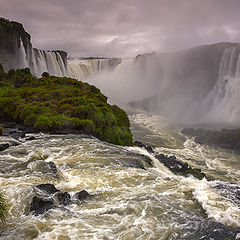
[87,43,240,128]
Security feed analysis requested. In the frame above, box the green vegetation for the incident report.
[0,192,6,223]
[0,64,133,146]
[0,126,3,135]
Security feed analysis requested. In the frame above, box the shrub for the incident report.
[0,68,133,145]
[0,192,6,223]
[41,72,49,78]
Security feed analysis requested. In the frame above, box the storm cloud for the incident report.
[0,0,240,57]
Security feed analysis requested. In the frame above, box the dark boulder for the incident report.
[8,130,25,139]
[155,154,206,180]
[134,141,154,153]
[74,190,90,201]
[30,196,54,215]
[0,143,9,151]
[33,161,58,176]
[55,192,71,205]
[36,184,60,194]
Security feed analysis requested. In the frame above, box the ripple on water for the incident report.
[0,113,239,239]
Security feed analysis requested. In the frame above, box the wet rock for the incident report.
[25,136,36,141]
[0,143,9,151]
[74,190,90,201]
[36,184,60,194]
[182,127,240,152]
[141,155,153,167]
[134,141,154,153]
[155,153,206,180]
[187,220,240,240]
[36,161,58,176]
[8,130,25,139]
[120,158,146,170]
[55,192,71,205]
[30,196,54,215]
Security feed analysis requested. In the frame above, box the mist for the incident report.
[86,42,240,128]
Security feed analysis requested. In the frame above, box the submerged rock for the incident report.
[0,143,9,151]
[30,196,54,215]
[8,130,25,139]
[119,158,146,170]
[36,161,58,176]
[36,184,60,194]
[55,192,71,205]
[155,153,206,180]
[74,190,90,201]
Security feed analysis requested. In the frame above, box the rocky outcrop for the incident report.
[0,17,68,77]
[30,196,54,215]
[0,18,33,72]
[73,190,91,201]
[0,68,133,146]
[30,184,91,215]
[134,141,154,153]
[133,140,206,179]
[155,154,206,180]
[0,143,10,152]
[182,127,240,152]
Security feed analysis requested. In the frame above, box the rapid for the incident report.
[0,111,239,240]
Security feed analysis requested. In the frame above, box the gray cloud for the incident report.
[0,0,240,57]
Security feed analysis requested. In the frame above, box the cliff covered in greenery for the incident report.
[0,65,133,146]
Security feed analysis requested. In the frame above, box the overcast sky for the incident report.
[0,0,240,57]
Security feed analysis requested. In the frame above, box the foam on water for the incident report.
[0,113,240,239]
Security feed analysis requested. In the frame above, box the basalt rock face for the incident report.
[0,17,68,77]
[182,127,240,152]
[0,18,33,72]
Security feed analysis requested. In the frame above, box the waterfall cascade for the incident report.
[115,43,240,125]
[206,47,240,124]
[32,49,67,77]
[67,58,121,81]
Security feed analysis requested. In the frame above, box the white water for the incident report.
[0,112,240,240]
[206,47,240,124]
[67,58,121,81]
[32,50,67,77]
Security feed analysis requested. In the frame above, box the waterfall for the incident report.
[204,47,240,124]
[32,49,67,77]
[17,39,29,69]
[67,58,121,80]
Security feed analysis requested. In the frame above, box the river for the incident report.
[0,112,239,240]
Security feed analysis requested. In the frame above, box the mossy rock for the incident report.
[0,67,133,146]
[0,126,3,135]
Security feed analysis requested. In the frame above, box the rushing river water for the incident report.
[0,112,240,240]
